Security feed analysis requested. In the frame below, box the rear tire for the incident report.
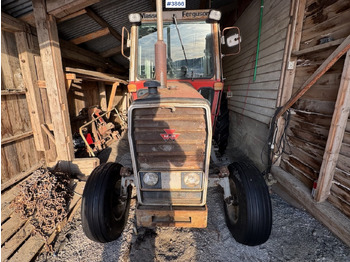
[224,162,272,246]
[81,163,131,243]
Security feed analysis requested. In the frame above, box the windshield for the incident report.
[137,22,214,80]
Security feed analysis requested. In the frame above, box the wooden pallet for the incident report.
[1,176,85,262]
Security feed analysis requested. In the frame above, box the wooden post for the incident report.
[32,0,74,161]
[273,0,305,165]
[15,31,49,151]
[314,51,350,202]
[107,82,119,118]
[97,68,108,111]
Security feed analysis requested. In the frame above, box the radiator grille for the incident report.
[132,107,208,171]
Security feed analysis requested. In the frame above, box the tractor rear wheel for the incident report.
[224,162,272,246]
[81,163,131,243]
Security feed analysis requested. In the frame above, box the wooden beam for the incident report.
[15,31,49,151]
[107,82,119,118]
[41,124,56,144]
[70,27,110,45]
[85,7,122,41]
[1,12,27,32]
[57,9,87,23]
[60,39,109,69]
[292,38,345,57]
[19,0,100,26]
[100,45,122,58]
[1,131,33,146]
[1,90,26,96]
[65,67,127,83]
[314,51,350,202]
[271,166,350,247]
[276,35,350,119]
[45,0,100,19]
[32,0,74,161]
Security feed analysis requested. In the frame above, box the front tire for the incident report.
[224,162,272,246]
[81,163,131,243]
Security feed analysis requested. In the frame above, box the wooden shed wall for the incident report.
[1,30,46,184]
[223,0,291,169]
[280,0,350,218]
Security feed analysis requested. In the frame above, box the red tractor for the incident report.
[81,4,272,246]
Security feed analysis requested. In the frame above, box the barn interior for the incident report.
[1,0,350,260]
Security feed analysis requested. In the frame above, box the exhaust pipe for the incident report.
[155,0,167,88]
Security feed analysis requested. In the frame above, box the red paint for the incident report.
[129,79,223,129]
[160,129,180,141]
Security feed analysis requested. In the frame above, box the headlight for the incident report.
[183,172,201,188]
[143,172,159,186]
[128,13,141,23]
[209,10,221,21]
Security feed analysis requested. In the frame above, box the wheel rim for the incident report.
[111,179,127,221]
[226,177,239,224]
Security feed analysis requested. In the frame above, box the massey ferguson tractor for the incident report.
[81,2,272,247]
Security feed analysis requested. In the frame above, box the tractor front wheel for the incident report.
[224,162,272,246]
[81,163,131,243]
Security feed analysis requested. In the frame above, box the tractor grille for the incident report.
[132,107,208,171]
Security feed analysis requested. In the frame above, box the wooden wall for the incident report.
[223,0,291,169]
[280,0,350,217]
[1,30,46,184]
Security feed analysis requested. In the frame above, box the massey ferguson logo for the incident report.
[160,129,180,141]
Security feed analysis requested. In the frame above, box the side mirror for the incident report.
[221,26,241,57]
[121,26,130,60]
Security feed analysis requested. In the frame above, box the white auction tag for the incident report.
[165,0,186,8]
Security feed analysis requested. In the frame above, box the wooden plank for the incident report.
[280,158,314,189]
[1,90,26,96]
[65,67,127,83]
[1,131,33,146]
[1,213,27,245]
[331,183,350,205]
[15,31,49,151]
[271,166,350,246]
[40,124,55,144]
[1,222,35,262]
[314,51,350,202]
[97,68,107,111]
[293,38,345,56]
[106,82,119,116]
[1,32,16,90]
[277,35,350,119]
[85,7,122,41]
[70,27,110,45]
[328,194,350,219]
[32,0,74,161]
[57,9,87,23]
[9,234,44,262]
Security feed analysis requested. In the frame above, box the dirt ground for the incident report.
[36,138,350,262]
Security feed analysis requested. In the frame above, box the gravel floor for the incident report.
[35,138,350,261]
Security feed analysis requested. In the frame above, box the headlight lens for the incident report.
[183,172,201,188]
[143,172,159,186]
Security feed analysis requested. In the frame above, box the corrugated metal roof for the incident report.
[58,14,102,40]
[1,0,33,17]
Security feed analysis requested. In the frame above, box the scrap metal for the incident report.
[10,168,73,241]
